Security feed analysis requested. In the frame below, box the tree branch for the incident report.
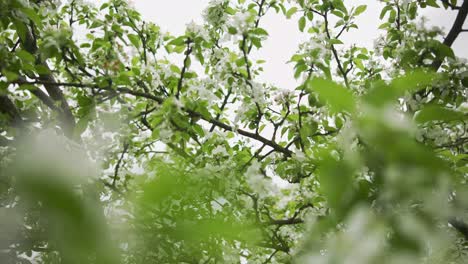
[432,0,468,70]
[324,12,350,88]
[449,218,468,240]
[0,95,24,128]
[12,80,293,157]
[15,22,76,137]
[176,40,193,99]
[112,141,130,187]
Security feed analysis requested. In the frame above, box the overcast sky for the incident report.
[130,0,467,89]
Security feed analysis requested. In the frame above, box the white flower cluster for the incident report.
[204,129,228,143]
[141,63,163,88]
[336,120,360,163]
[251,82,266,105]
[234,101,252,124]
[246,161,277,198]
[158,122,173,142]
[458,102,468,112]
[227,10,254,33]
[276,184,300,210]
[212,145,229,157]
[274,89,293,104]
[402,92,428,112]
[203,0,228,27]
[159,63,176,79]
[222,244,240,263]
[189,79,218,103]
[418,123,465,146]
[212,48,237,76]
[299,32,330,67]
[185,21,210,40]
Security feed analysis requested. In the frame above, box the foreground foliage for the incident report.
[1,0,468,263]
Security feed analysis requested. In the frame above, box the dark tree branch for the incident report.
[240,36,263,135]
[209,87,232,132]
[195,110,292,157]
[323,12,350,88]
[248,0,267,53]
[262,249,279,264]
[0,95,24,128]
[449,218,468,240]
[12,80,293,157]
[432,0,468,70]
[176,40,193,99]
[112,141,130,187]
[267,203,313,226]
[15,21,76,137]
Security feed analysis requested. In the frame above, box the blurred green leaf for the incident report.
[307,77,355,113]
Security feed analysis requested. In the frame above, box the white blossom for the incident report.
[203,0,228,26]
[274,89,292,104]
[227,10,254,33]
[457,102,468,112]
[233,102,246,124]
[158,124,173,141]
[190,79,218,103]
[422,58,433,65]
[212,145,228,156]
[251,82,265,105]
[246,162,278,199]
[186,21,210,40]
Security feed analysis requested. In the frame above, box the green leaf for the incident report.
[414,105,466,123]
[329,39,344,45]
[290,54,303,62]
[128,34,141,48]
[308,78,355,113]
[286,7,298,19]
[250,37,262,48]
[35,65,50,75]
[317,158,355,216]
[19,84,36,91]
[170,65,181,74]
[184,56,192,68]
[354,5,367,16]
[2,70,19,82]
[225,6,236,15]
[20,7,43,27]
[192,124,205,137]
[426,0,440,8]
[364,70,436,107]
[17,50,35,63]
[235,58,246,67]
[298,17,306,32]
[294,62,307,79]
[252,28,268,36]
[379,5,392,19]
[13,21,28,42]
[169,36,186,46]
[228,27,238,34]
[100,3,109,10]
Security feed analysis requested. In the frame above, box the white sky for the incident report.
[130,0,468,89]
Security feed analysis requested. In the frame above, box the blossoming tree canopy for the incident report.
[1,0,468,263]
